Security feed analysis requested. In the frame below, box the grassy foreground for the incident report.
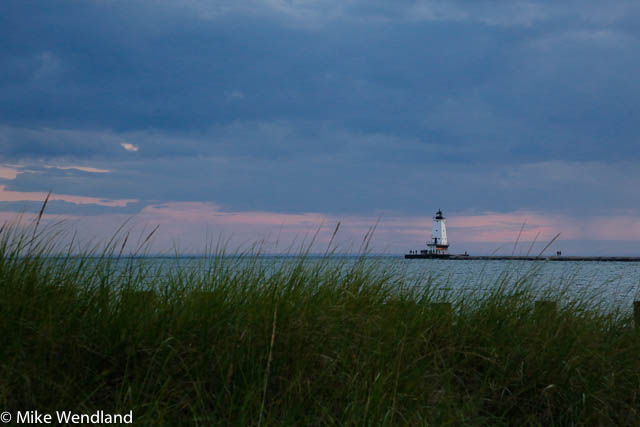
[2,220,640,425]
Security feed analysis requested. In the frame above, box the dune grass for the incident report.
[2,215,640,425]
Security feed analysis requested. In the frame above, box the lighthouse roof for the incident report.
[434,209,445,220]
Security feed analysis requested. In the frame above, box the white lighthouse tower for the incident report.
[425,209,449,255]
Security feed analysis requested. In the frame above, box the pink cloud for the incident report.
[0,166,20,180]
[447,211,640,242]
[0,185,136,207]
[1,202,639,254]
[136,204,640,246]
[45,165,111,173]
[140,202,331,228]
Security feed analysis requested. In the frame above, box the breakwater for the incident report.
[404,254,640,261]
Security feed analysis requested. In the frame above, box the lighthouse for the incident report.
[404,209,452,258]
[426,209,449,255]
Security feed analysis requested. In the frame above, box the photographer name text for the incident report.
[1,410,133,424]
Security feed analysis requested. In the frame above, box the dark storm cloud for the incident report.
[1,0,640,218]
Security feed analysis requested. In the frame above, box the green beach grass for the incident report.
[2,213,640,425]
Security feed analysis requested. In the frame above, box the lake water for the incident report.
[138,256,640,310]
[397,258,640,308]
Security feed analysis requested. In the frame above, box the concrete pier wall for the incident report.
[404,254,640,262]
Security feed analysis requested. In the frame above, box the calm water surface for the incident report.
[137,256,640,309]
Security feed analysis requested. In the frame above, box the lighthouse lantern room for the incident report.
[424,209,449,255]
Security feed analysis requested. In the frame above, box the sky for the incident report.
[1,0,640,255]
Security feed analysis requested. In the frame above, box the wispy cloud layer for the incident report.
[157,0,640,28]
[0,185,135,208]
[3,200,640,255]
[1,0,640,252]
[44,165,111,174]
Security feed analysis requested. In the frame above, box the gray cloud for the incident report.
[153,0,640,28]
[3,125,639,218]
[1,0,640,231]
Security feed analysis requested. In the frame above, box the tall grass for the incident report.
[1,214,640,425]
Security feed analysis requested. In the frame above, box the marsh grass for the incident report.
[2,215,640,425]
